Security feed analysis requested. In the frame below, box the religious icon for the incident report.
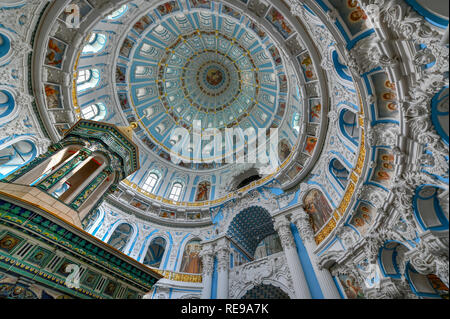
[303,189,333,233]
[305,137,317,155]
[310,102,321,122]
[278,140,291,163]
[382,92,396,100]
[44,84,63,109]
[0,235,20,252]
[206,68,223,86]
[45,38,66,69]
[179,240,202,274]
[266,8,293,38]
[195,181,210,202]
[376,171,390,181]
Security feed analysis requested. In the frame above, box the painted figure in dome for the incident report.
[196,181,210,202]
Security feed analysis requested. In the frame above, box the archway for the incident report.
[226,206,276,257]
[241,284,290,299]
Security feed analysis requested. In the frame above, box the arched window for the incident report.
[0,90,15,124]
[76,69,100,92]
[82,208,100,231]
[253,233,282,260]
[329,158,350,190]
[143,237,166,268]
[81,102,107,121]
[82,33,107,55]
[292,112,300,133]
[168,182,183,201]
[413,185,449,232]
[339,109,359,146]
[179,239,202,274]
[0,140,37,180]
[106,5,128,20]
[142,172,159,193]
[107,223,133,252]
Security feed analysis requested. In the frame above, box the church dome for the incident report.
[1,0,447,300]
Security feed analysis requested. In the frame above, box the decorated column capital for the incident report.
[273,215,296,250]
[291,207,315,244]
[200,244,215,276]
[215,238,230,272]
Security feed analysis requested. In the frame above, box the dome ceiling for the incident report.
[116,5,289,169]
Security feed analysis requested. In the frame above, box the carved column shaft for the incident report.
[274,215,311,299]
[216,239,230,299]
[200,246,214,299]
[292,209,341,299]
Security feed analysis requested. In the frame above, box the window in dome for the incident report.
[253,233,283,260]
[143,237,166,268]
[82,33,107,55]
[81,102,107,121]
[339,109,359,146]
[168,182,183,201]
[292,112,300,133]
[76,69,100,92]
[0,140,37,180]
[329,158,350,190]
[106,5,128,20]
[142,172,159,193]
[107,223,133,253]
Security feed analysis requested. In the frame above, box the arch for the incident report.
[143,237,167,268]
[339,108,359,146]
[51,153,107,203]
[168,181,184,201]
[253,233,283,260]
[80,102,107,121]
[292,112,300,133]
[106,222,135,253]
[0,32,12,63]
[0,89,17,125]
[0,139,37,180]
[431,86,448,145]
[278,139,291,163]
[142,171,160,193]
[241,284,290,299]
[82,33,107,55]
[106,4,128,20]
[178,238,202,274]
[405,263,449,298]
[329,158,350,190]
[303,188,333,234]
[13,144,83,186]
[226,206,276,256]
[82,207,104,233]
[76,68,100,92]
[413,185,449,232]
[378,241,409,279]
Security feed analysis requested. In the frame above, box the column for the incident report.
[3,143,63,183]
[69,167,111,210]
[274,215,311,299]
[199,244,214,299]
[216,238,230,299]
[64,160,108,204]
[37,149,90,192]
[292,208,341,299]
